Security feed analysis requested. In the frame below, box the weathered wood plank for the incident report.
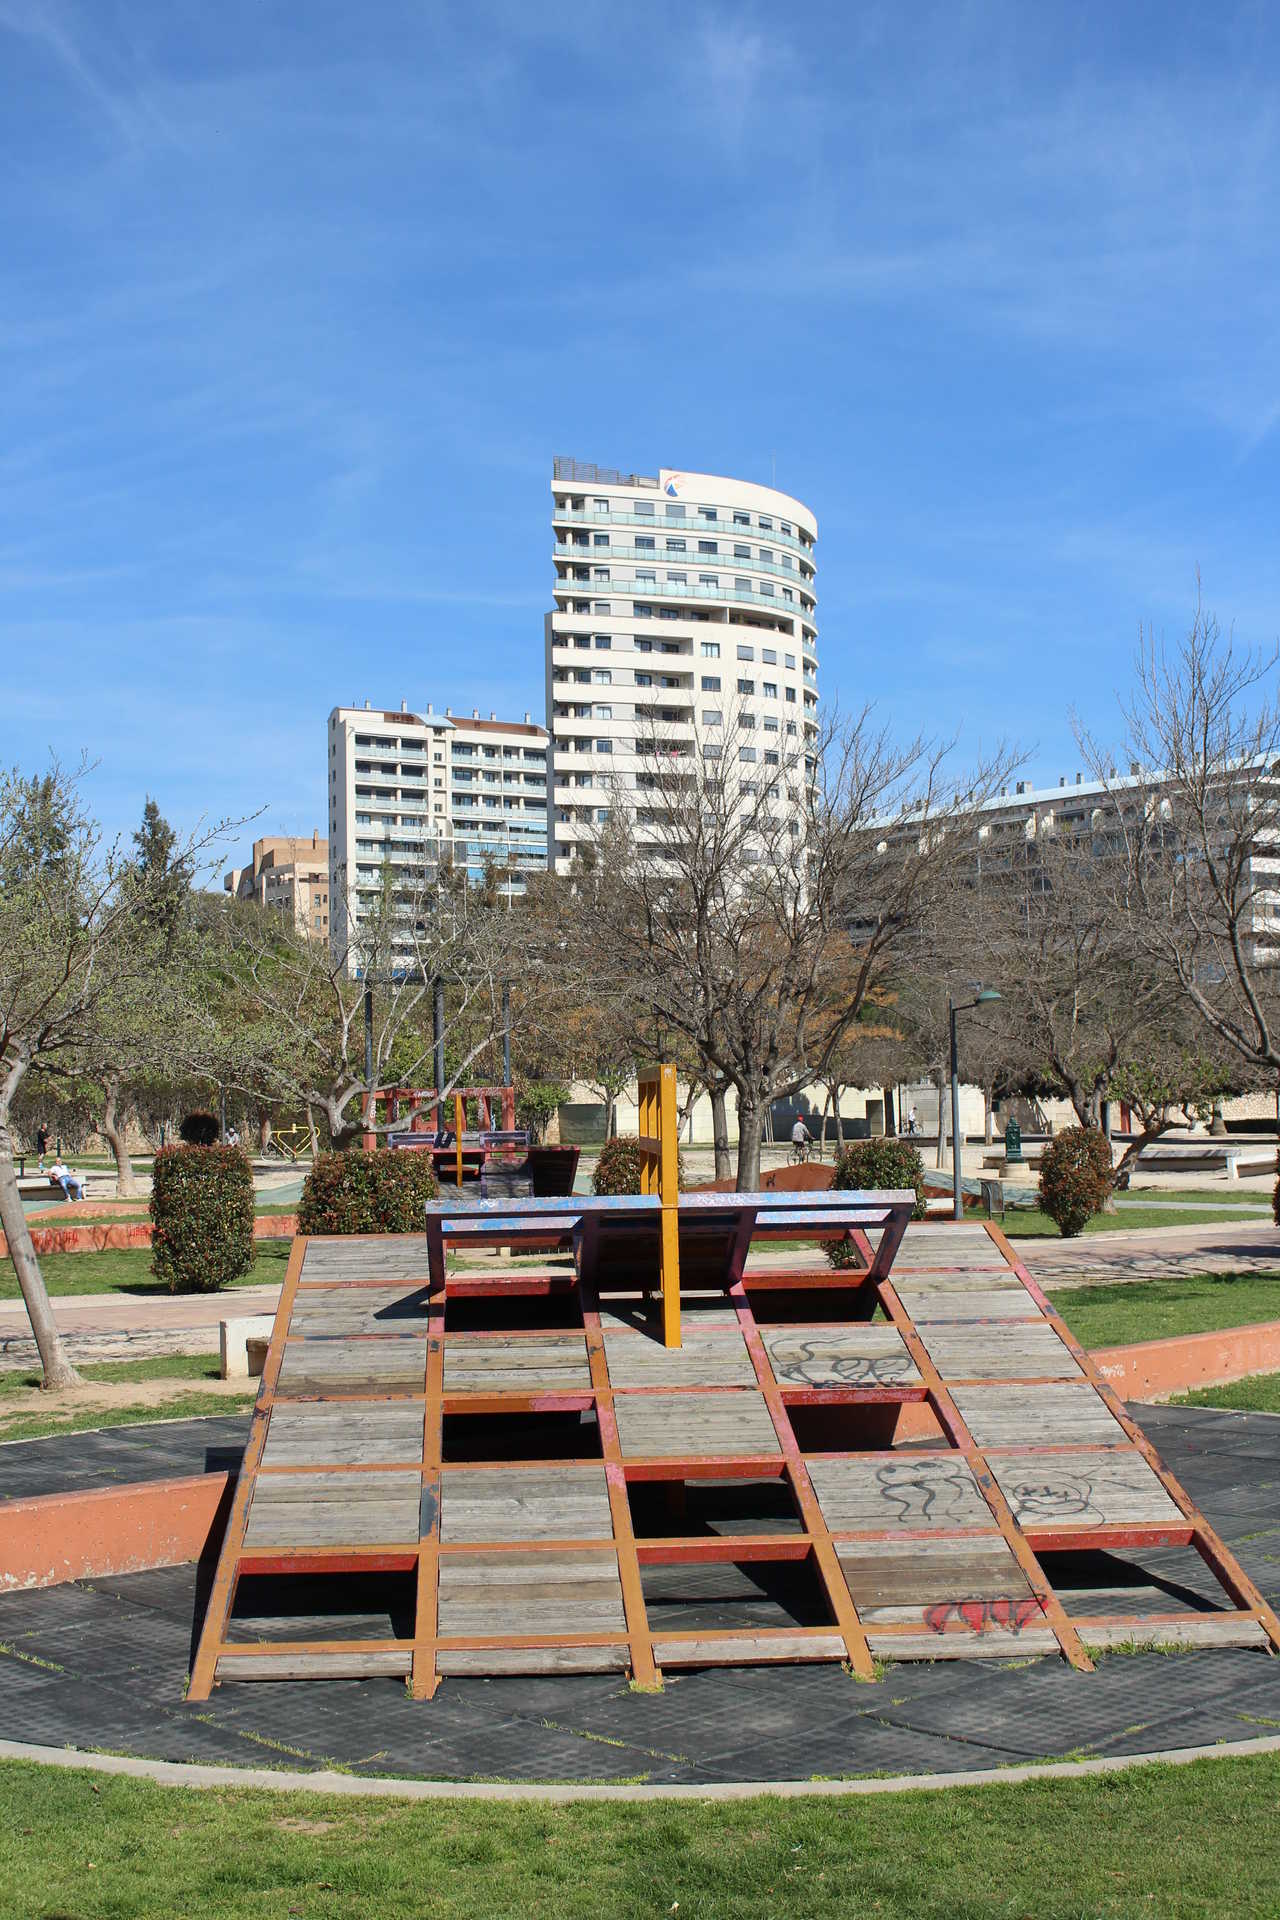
[244,1470,420,1546]
[290,1285,432,1337]
[441,1467,614,1542]
[895,1287,1037,1322]
[436,1644,629,1674]
[809,1455,994,1532]
[444,1334,591,1393]
[921,1324,1082,1381]
[276,1340,427,1397]
[950,1384,1127,1448]
[1078,1619,1268,1651]
[437,1549,627,1635]
[987,1448,1186,1528]
[262,1404,424,1468]
[655,1633,847,1665]
[836,1535,1032,1608]
[762,1323,921,1389]
[613,1390,781,1458]
[601,1321,755,1387]
[868,1628,1060,1660]
[300,1238,434,1281]
[217,1650,412,1680]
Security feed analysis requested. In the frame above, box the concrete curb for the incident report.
[1,1733,1278,1801]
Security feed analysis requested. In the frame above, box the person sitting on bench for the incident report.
[47,1159,86,1202]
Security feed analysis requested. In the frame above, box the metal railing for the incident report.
[553,456,660,488]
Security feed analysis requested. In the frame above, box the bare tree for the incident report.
[568,702,1017,1187]
[210,856,524,1145]
[1080,589,1280,1079]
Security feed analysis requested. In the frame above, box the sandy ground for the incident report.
[1,1370,253,1434]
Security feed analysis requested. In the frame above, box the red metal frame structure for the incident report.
[188,1210,1278,1699]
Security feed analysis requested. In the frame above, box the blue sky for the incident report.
[3,1,1279,866]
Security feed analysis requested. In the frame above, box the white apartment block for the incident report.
[327,702,549,961]
[545,459,820,870]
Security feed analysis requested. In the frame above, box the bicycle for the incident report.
[788,1137,814,1166]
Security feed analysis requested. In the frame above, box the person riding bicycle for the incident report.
[789,1116,813,1161]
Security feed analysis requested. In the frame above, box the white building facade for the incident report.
[545,459,820,870]
[327,702,549,961]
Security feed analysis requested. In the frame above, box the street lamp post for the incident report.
[949,988,1001,1222]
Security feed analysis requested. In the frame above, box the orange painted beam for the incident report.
[0,1472,232,1594]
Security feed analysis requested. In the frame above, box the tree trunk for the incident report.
[935,1068,947,1170]
[101,1077,139,1199]
[711,1084,732,1181]
[983,1090,994,1144]
[0,1093,82,1389]
[882,1084,896,1138]
[735,1097,764,1191]
[306,1104,320,1160]
[258,1109,272,1155]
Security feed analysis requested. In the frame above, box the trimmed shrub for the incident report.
[150,1145,255,1293]
[299,1150,439,1235]
[178,1112,219,1146]
[826,1137,928,1268]
[1038,1127,1113,1238]
[591,1134,686,1196]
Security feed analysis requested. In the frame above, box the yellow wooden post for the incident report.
[454,1093,465,1189]
[637,1062,680,1348]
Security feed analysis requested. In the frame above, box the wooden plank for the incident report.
[244,1470,420,1547]
[1077,1619,1269,1651]
[808,1455,995,1532]
[443,1333,591,1393]
[895,1286,1035,1320]
[654,1632,847,1666]
[835,1535,1033,1610]
[920,1323,1082,1381]
[261,1404,425,1468]
[868,1628,1060,1660]
[437,1549,627,1636]
[436,1644,629,1675]
[986,1448,1186,1529]
[600,1321,754,1387]
[949,1384,1128,1448]
[216,1650,411,1680]
[762,1323,921,1389]
[277,1340,427,1397]
[441,1467,614,1543]
[300,1237,434,1281]
[613,1389,782,1459]
[289,1285,432,1336]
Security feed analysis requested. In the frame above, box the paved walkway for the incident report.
[0,1406,1277,1784]
[3,1220,1278,1370]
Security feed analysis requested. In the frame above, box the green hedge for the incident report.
[1038,1127,1113,1237]
[826,1137,928,1269]
[149,1145,255,1294]
[591,1134,686,1195]
[299,1150,439,1234]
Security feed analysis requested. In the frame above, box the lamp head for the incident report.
[975,988,1001,1005]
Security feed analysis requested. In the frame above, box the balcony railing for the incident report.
[552,573,815,619]
[552,503,815,558]
[554,541,814,588]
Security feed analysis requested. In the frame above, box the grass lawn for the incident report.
[0,1238,291,1301]
[1005,1204,1263,1236]
[1048,1269,1280,1348]
[1173,1371,1280,1413]
[1121,1185,1275,1206]
[0,1352,254,1443]
[1,1753,1278,1919]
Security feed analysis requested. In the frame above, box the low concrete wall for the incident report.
[1091,1320,1280,1401]
[0,1472,233,1594]
[0,1214,297,1259]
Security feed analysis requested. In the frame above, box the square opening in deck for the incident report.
[787,1397,948,1451]
[445,1285,582,1332]
[1037,1546,1224,1624]
[441,1408,602,1462]
[641,1549,831,1634]
[744,1286,888,1325]
[628,1475,801,1539]
[225,1570,416,1643]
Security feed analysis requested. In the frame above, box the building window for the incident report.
[703,709,722,726]
[592,667,612,684]
[733,544,750,559]
[762,648,777,664]
[594,635,611,649]
[596,739,613,753]
[593,601,611,613]
[764,681,778,698]
[739,746,757,762]
[636,535,655,550]
[737,644,755,661]
[785,653,796,669]
[733,511,750,526]
[593,533,609,547]
[699,507,718,522]
[593,568,610,581]
[665,504,686,519]
[635,672,652,687]
[786,687,796,703]
[595,705,612,719]
[635,637,653,652]
[635,500,654,516]
[759,516,773,530]
[592,497,610,512]
[701,641,721,658]
[734,576,752,594]
[699,574,718,587]
[665,538,686,552]
[698,539,717,554]
[701,675,721,691]
[738,678,755,695]
[667,571,687,584]
[635,569,656,583]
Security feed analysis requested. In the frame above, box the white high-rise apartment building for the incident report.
[328,701,549,961]
[545,459,820,869]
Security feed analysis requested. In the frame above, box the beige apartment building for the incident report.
[223,831,330,941]
[545,458,820,871]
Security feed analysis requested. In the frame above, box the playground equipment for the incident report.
[637,1062,681,1349]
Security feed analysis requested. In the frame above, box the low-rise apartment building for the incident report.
[327,701,549,960]
[223,832,330,941]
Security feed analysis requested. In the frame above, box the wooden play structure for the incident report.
[188,1067,1280,1700]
